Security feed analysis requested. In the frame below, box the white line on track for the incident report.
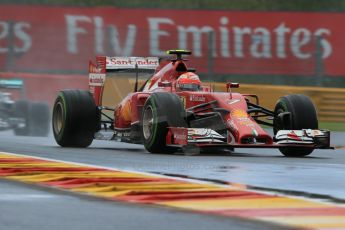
[0,194,56,201]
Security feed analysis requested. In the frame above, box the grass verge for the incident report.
[319,122,345,132]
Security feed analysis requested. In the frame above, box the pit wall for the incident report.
[1,72,344,122]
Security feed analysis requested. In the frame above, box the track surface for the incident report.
[3,180,289,230]
[0,131,344,229]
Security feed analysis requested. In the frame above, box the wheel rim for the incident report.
[53,101,64,135]
[142,105,154,140]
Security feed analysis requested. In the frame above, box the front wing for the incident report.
[166,127,332,149]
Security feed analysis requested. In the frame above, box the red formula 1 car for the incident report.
[52,50,332,157]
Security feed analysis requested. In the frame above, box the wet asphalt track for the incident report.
[0,130,344,230]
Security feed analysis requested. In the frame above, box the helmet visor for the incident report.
[178,84,200,91]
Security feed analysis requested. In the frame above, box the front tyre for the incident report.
[141,92,186,154]
[274,94,318,157]
[52,90,100,147]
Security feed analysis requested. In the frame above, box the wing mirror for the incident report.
[226,82,239,92]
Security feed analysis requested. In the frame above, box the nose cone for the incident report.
[228,109,273,144]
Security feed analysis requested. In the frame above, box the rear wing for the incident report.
[89,56,159,106]
[0,79,23,89]
[106,57,159,70]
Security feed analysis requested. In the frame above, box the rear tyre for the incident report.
[274,94,318,157]
[30,102,50,136]
[52,90,100,147]
[13,100,30,136]
[141,92,186,154]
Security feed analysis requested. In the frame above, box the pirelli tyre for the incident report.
[274,94,318,157]
[52,90,100,147]
[141,92,187,154]
[13,100,30,136]
[29,102,50,136]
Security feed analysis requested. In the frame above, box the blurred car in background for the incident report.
[0,78,50,136]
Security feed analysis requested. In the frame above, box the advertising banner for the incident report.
[0,5,344,76]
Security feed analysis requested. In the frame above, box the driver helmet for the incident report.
[176,72,201,91]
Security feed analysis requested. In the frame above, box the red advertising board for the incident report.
[0,5,344,76]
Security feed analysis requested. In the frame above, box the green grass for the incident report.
[261,122,345,131]
[319,122,345,131]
